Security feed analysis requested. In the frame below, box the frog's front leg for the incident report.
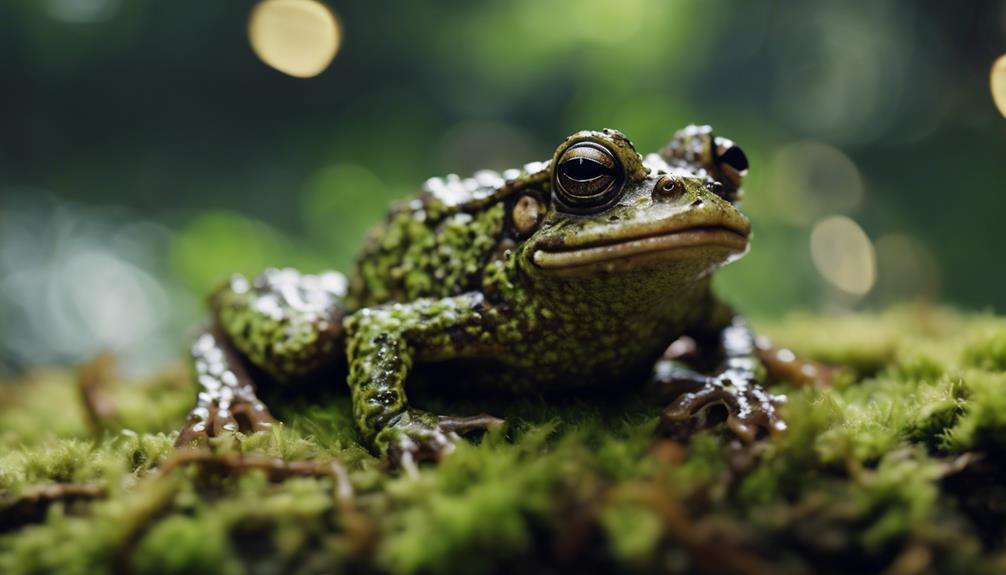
[175,268,349,447]
[652,312,787,443]
[345,292,503,468]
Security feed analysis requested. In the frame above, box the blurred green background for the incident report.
[1,0,1004,373]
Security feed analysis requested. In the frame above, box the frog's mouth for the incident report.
[531,222,749,272]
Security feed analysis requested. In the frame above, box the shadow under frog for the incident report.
[176,126,826,468]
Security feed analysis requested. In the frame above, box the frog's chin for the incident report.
[530,227,749,276]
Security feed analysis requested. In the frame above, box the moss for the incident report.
[944,370,1006,453]
[2,306,1006,574]
[962,326,1006,372]
[133,513,242,575]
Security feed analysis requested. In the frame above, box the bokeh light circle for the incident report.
[248,0,341,78]
[992,54,1006,118]
[767,141,864,226]
[810,215,876,296]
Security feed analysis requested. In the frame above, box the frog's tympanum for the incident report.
[177,126,811,466]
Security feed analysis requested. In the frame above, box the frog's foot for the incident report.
[175,394,277,446]
[655,366,786,443]
[175,329,278,448]
[378,410,504,474]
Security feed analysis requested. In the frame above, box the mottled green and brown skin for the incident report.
[177,126,812,466]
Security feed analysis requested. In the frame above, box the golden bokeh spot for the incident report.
[992,54,1006,118]
[766,141,864,226]
[248,0,341,78]
[810,215,876,297]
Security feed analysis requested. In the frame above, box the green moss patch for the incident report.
[3,306,1006,574]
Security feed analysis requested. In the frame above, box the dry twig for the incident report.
[0,482,107,532]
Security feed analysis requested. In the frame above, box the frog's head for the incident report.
[512,127,751,293]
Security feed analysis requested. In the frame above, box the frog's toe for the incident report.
[724,389,787,443]
[438,413,505,434]
[386,425,458,476]
[175,418,210,447]
[756,336,838,388]
[380,411,504,474]
[658,374,785,444]
[174,396,276,448]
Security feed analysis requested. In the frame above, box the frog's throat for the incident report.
[531,225,749,271]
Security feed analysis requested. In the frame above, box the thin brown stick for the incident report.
[0,483,107,532]
[77,352,121,433]
[157,449,355,504]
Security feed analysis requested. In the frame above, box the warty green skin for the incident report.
[178,126,784,462]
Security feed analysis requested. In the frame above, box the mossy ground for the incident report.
[3,306,1006,574]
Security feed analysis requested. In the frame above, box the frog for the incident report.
[176,125,826,468]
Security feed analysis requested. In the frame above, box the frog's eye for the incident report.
[553,142,625,213]
[716,140,749,174]
[713,137,748,194]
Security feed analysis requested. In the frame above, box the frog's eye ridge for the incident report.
[553,142,625,213]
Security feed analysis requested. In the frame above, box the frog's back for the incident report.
[349,163,549,307]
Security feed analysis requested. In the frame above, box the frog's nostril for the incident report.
[651,175,683,203]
